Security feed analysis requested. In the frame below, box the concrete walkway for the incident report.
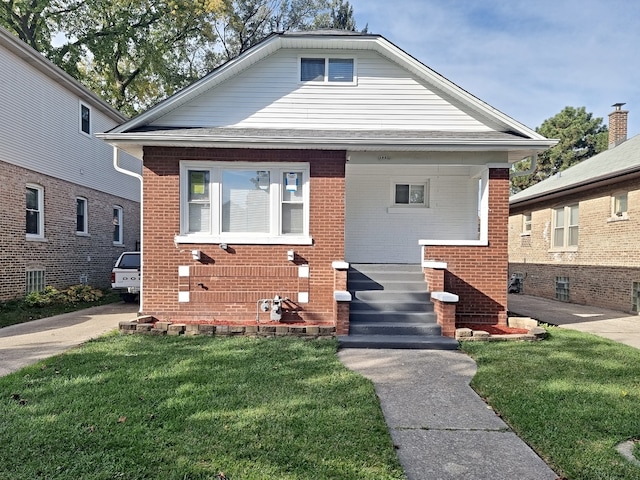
[0,302,138,377]
[508,294,640,349]
[338,349,558,480]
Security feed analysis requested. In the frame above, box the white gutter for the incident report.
[113,147,144,314]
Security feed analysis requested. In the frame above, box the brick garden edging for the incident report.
[455,316,548,342]
[119,318,336,338]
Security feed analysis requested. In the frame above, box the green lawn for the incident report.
[0,335,404,480]
[461,327,640,480]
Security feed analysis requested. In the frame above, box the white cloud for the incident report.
[350,0,640,135]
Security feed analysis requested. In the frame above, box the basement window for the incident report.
[26,269,45,294]
[632,282,640,313]
[555,276,570,302]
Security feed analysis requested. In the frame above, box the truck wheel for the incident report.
[121,293,139,303]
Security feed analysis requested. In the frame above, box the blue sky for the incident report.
[348,0,640,136]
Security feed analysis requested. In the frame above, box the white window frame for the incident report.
[113,205,123,245]
[76,197,88,235]
[176,162,312,245]
[552,204,579,250]
[522,212,532,234]
[609,192,628,220]
[388,179,429,213]
[80,102,91,136]
[299,56,357,85]
[26,184,44,239]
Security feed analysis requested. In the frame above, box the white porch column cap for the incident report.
[332,261,350,270]
[422,260,447,269]
[334,290,352,302]
[431,292,459,303]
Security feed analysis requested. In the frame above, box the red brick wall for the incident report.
[0,160,140,300]
[423,168,509,325]
[141,147,346,325]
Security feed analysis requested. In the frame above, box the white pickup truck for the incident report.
[111,252,140,303]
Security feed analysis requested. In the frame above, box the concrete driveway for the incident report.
[508,294,640,349]
[0,302,138,377]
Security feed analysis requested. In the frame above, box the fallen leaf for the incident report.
[117,416,127,423]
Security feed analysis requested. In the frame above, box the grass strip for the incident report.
[0,291,120,329]
[0,335,404,480]
[461,327,640,480]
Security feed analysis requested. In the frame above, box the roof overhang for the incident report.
[97,128,555,162]
[510,166,640,209]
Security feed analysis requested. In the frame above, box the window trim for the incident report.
[76,197,88,235]
[113,205,123,245]
[176,161,312,245]
[26,183,45,239]
[551,204,579,251]
[299,56,357,85]
[522,212,532,235]
[608,192,629,221]
[387,179,430,213]
[80,102,91,136]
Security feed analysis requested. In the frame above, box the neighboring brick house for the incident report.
[98,30,554,335]
[0,27,141,301]
[509,105,640,313]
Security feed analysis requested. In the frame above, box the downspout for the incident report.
[113,147,144,313]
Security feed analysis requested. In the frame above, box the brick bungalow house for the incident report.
[0,26,140,301]
[98,30,554,340]
[509,105,640,313]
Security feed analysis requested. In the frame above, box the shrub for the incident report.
[63,285,104,303]
[23,286,63,307]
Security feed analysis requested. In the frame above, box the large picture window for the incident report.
[552,205,579,249]
[179,162,311,244]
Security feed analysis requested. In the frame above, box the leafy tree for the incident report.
[511,106,608,193]
[212,0,361,64]
[1,0,360,115]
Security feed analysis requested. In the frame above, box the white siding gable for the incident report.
[0,41,140,202]
[150,49,495,132]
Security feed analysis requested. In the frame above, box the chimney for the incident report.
[608,102,628,149]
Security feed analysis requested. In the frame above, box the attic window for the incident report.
[300,57,355,83]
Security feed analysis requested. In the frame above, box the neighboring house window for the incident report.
[76,197,88,234]
[80,103,91,135]
[633,282,640,313]
[611,193,628,218]
[555,276,570,302]
[394,183,428,206]
[113,206,123,244]
[26,184,44,238]
[26,269,45,294]
[300,57,355,83]
[552,205,579,249]
[179,162,310,244]
[522,213,532,234]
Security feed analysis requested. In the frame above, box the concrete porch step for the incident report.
[337,334,459,350]
[349,321,442,336]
